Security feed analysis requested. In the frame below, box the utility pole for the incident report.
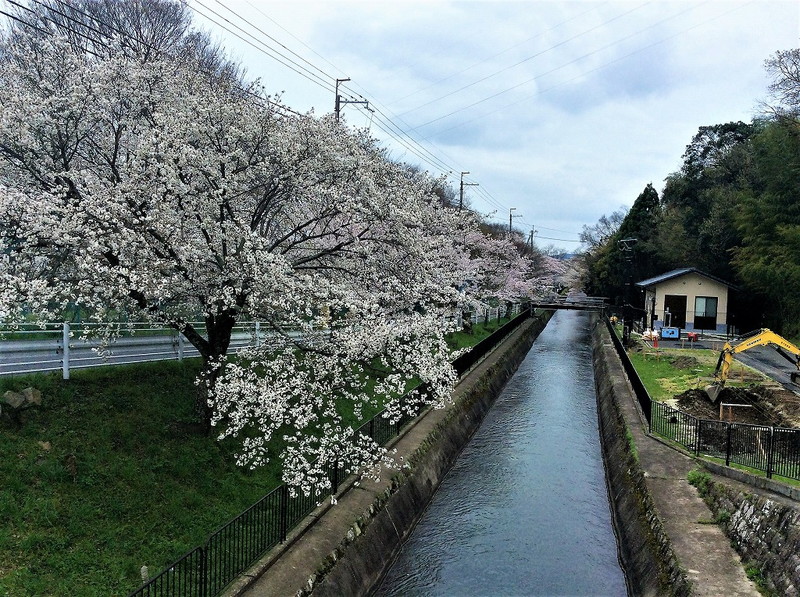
[334,78,369,122]
[459,171,478,209]
[618,237,638,345]
[509,207,521,235]
[528,228,537,252]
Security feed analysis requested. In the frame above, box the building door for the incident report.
[663,295,687,329]
[694,296,718,331]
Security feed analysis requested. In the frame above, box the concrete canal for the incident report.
[372,310,628,596]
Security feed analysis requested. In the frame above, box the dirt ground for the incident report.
[672,385,800,428]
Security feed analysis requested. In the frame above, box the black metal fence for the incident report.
[651,401,800,481]
[127,309,533,597]
[605,317,652,424]
[451,307,533,376]
[605,315,800,480]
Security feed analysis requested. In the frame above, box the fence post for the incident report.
[279,484,289,543]
[199,545,208,597]
[177,333,185,361]
[255,321,261,348]
[331,459,339,496]
[767,427,775,479]
[62,322,70,380]
[695,419,701,456]
[725,423,732,467]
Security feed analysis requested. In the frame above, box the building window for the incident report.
[694,296,718,330]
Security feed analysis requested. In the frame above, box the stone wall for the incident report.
[700,477,800,596]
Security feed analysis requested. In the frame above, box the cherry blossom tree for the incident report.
[0,29,486,490]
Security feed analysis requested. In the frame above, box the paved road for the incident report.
[736,344,800,393]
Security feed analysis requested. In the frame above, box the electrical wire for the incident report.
[187,0,334,93]
[415,0,747,134]
[414,2,716,134]
[387,1,608,107]
[398,1,651,117]
[0,0,304,119]
[212,0,335,86]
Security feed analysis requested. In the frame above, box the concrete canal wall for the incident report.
[592,320,690,597]
[306,314,552,596]
[238,312,684,596]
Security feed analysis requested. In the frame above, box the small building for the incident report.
[635,268,734,335]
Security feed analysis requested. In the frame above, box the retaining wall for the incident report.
[592,320,690,597]
[699,477,800,595]
[305,314,551,596]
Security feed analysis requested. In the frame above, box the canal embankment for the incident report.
[594,320,761,596]
[232,312,552,597]
[235,312,775,597]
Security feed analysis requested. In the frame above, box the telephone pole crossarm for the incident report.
[509,207,522,234]
[334,77,369,121]
[459,171,478,209]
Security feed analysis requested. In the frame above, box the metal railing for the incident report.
[2,307,519,380]
[605,317,652,424]
[651,401,800,481]
[605,315,800,480]
[0,321,272,379]
[127,309,533,597]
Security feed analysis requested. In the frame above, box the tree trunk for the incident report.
[180,310,238,434]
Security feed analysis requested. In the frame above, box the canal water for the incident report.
[373,310,627,596]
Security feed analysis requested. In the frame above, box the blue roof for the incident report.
[635,267,735,288]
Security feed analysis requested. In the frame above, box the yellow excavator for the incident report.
[705,328,800,403]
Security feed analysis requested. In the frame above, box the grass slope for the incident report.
[0,319,508,595]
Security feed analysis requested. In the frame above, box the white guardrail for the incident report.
[0,305,519,379]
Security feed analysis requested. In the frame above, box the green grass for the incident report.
[627,347,765,401]
[445,317,511,351]
[0,360,288,596]
[0,318,505,595]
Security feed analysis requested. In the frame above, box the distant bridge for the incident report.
[529,294,608,312]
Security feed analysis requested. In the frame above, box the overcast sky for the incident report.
[188,0,799,251]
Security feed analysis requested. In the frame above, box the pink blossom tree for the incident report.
[0,32,474,488]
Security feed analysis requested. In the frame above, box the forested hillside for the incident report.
[580,49,800,336]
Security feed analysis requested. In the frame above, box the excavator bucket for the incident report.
[704,383,723,404]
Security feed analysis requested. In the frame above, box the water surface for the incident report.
[373,310,627,597]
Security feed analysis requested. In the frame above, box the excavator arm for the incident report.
[705,329,800,403]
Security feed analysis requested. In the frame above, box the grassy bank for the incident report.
[0,319,507,595]
[627,346,766,401]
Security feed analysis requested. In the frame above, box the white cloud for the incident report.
[190,0,800,250]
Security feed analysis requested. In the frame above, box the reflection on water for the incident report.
[373,310,627,597]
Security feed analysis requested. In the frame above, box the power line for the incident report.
[212,0,335,86]
[187,0,470,180]
[186,0,334,93]
[427,0,751,138]
[398,1,650,117]
[174,1,515,211]
[410,1,713,132]
[0,0,305,119]
[386,1,608,107]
